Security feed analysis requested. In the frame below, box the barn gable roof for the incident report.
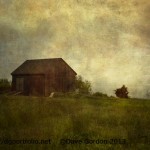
[11,58,77,75]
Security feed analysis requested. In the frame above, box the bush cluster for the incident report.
[0,79,11,93]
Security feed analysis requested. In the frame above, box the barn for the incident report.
[11,58,77,96]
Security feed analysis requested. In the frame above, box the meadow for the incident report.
[0,95,150,150]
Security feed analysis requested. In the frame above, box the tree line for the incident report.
[1,76,149,99]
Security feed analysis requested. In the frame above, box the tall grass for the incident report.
[0,95,150,149]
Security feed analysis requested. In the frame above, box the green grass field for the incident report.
[0,95,150,150]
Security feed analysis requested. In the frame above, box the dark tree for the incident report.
[115,85,129,98]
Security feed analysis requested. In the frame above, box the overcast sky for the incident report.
[0,0,150,98]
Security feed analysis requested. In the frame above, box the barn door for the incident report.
[16,78,24,92]
[30,76,44,96]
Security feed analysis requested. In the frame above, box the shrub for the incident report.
[0,78,11,93]
[92,92,108,98]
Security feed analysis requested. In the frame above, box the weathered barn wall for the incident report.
[11,58,77,96]
[12,75,45,96]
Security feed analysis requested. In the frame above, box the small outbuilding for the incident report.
[11,58,77,96]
